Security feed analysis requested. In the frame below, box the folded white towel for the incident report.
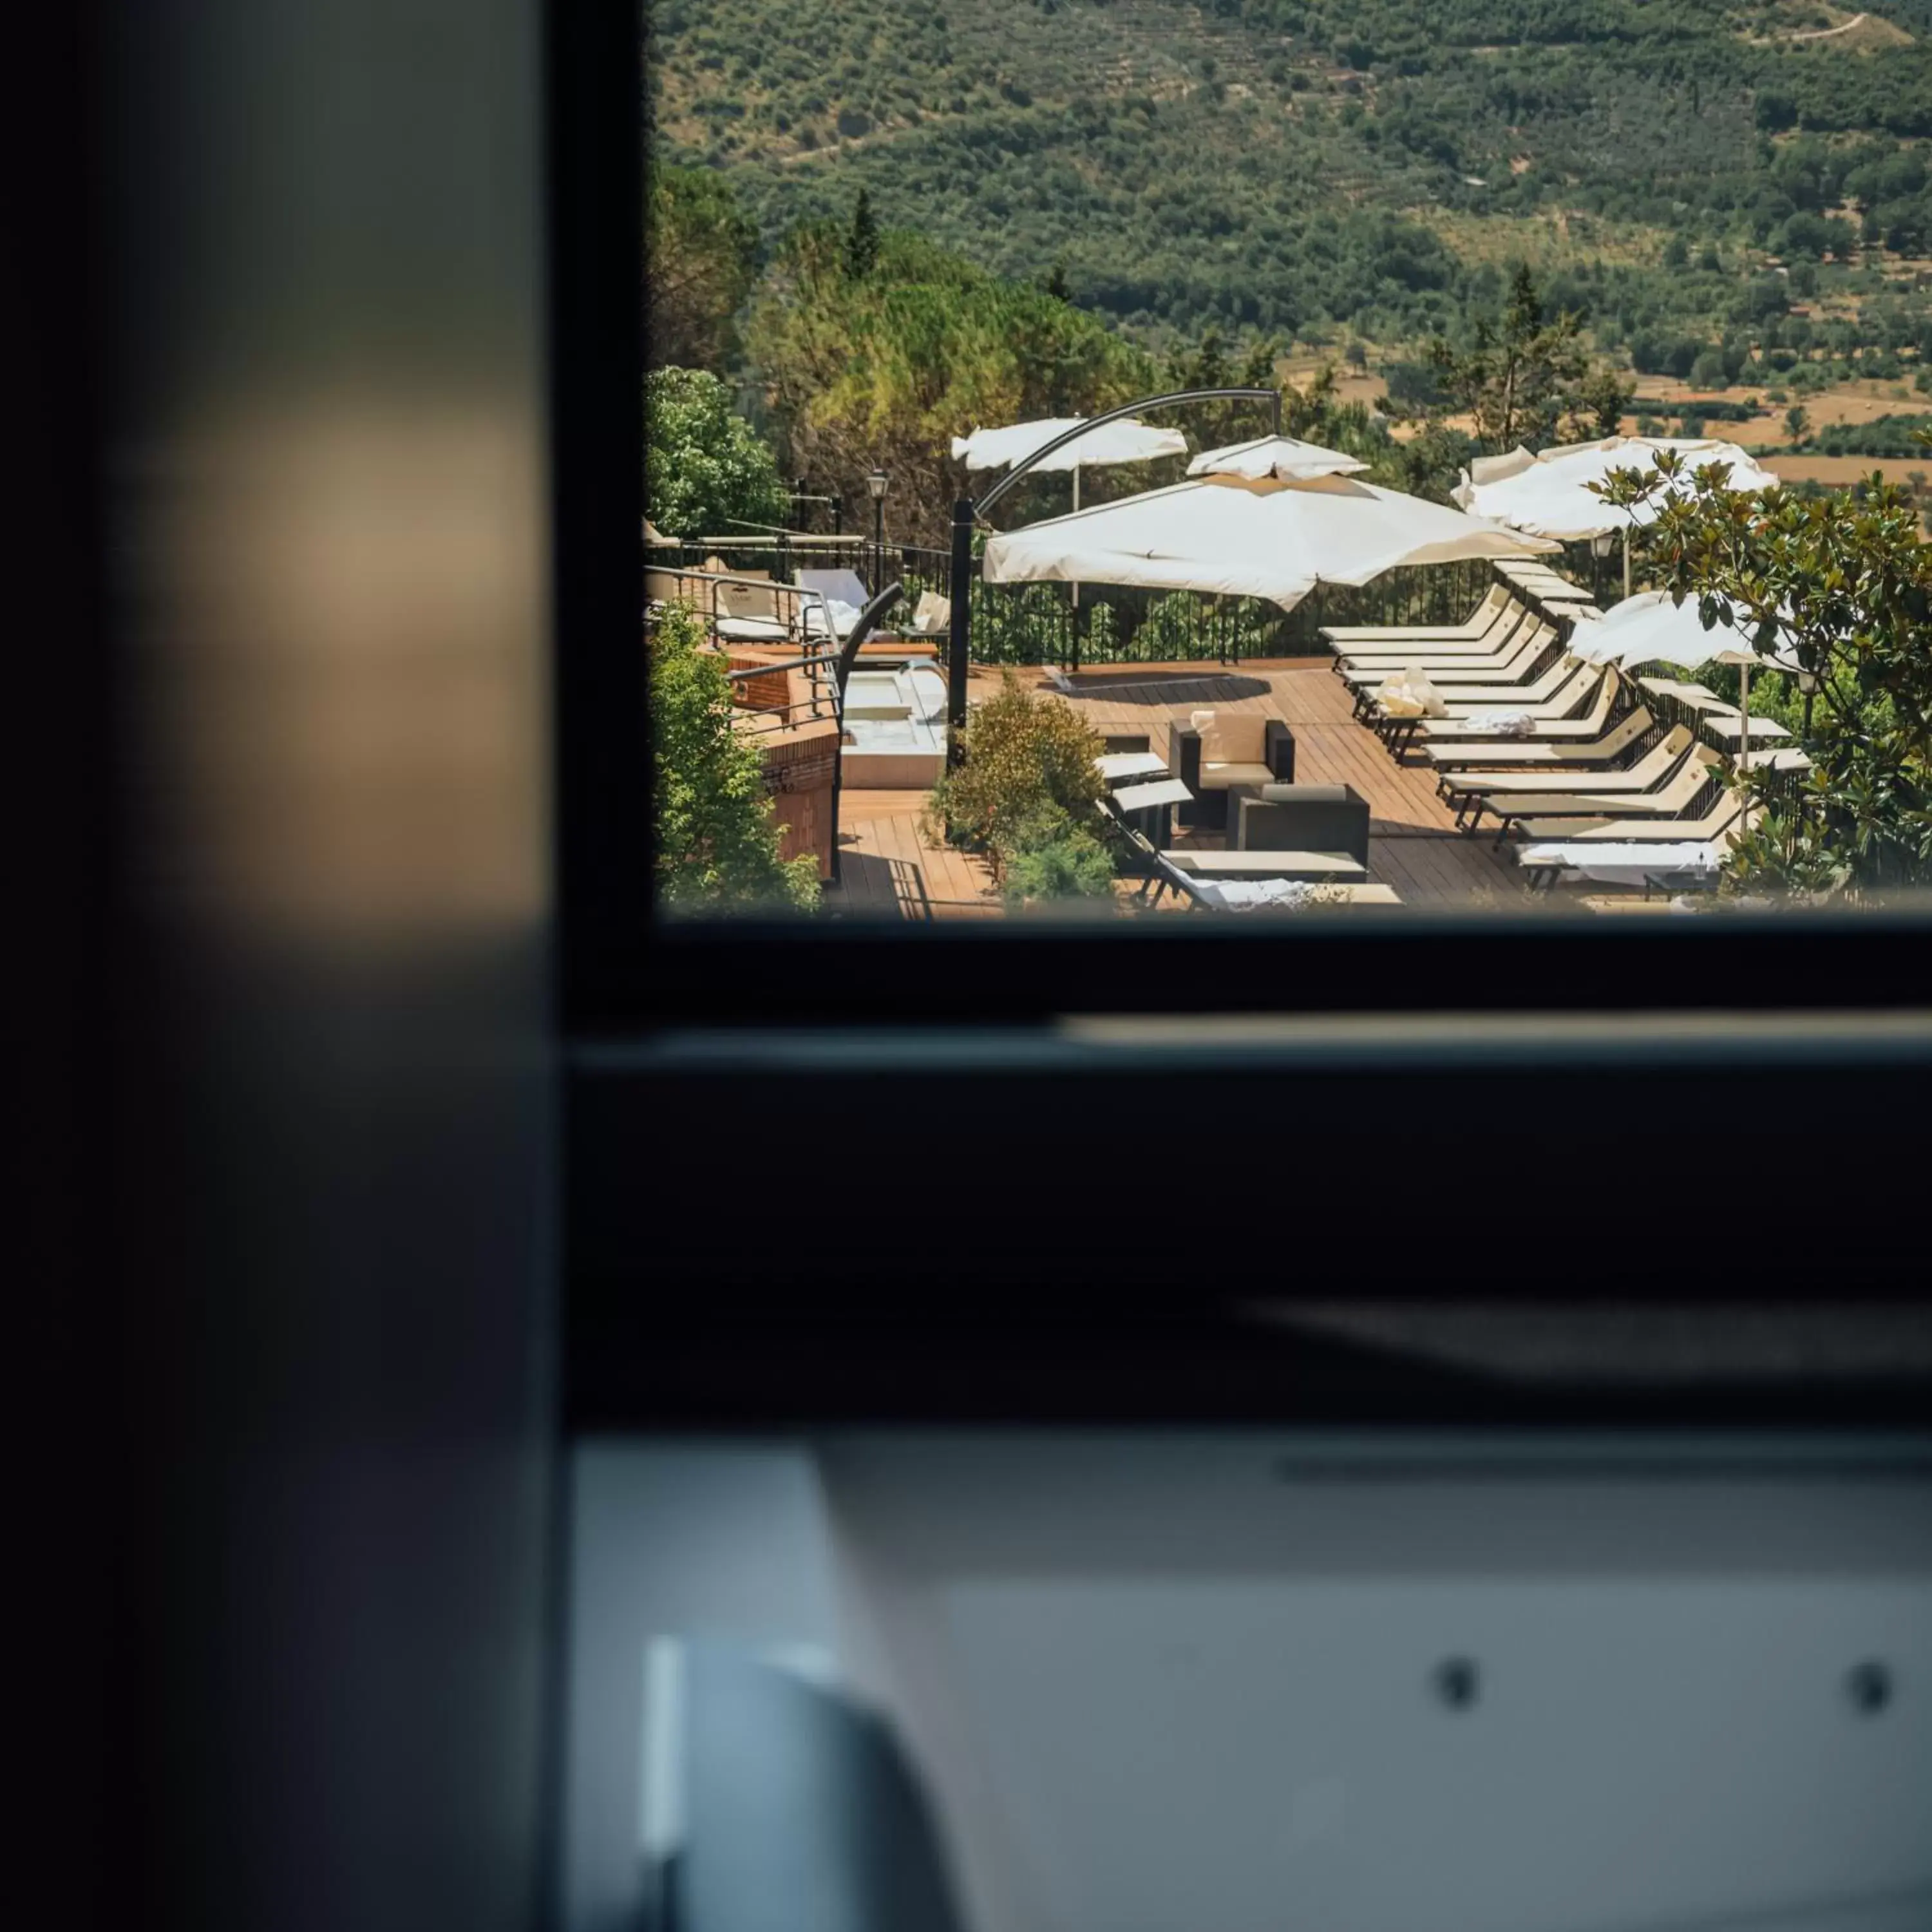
[802,597,864,638]
[1462,708,1537,737]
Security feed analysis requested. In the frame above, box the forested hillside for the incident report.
[648,0,1932,354]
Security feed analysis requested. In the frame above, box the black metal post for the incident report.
[831,492,842,537]
[947,384,1280,765]
[947,496,974,761]
[872,493,884,596]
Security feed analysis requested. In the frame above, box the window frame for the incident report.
[587,6,1932,1035]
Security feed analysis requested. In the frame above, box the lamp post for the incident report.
[1591,529,1615,604]
[1797,665,1818,739]
[867,467,889,595]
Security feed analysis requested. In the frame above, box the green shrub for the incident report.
[1000,804,1119,906]
[925,670,1107,880]
[645,366,790,540]
[650,602,820,913]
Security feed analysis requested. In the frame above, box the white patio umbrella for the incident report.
[981,470,1558,612]
[1455,436,1779,597]
[1568,589,1799,842]
[1187,434,1367,482]
[952,415,1191,609]
[951,415,1190,475]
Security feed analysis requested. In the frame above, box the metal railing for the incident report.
[723,649,847,737]
[652,534,1496,670]
[649,535,956,608]
[644,564,849,726]
[969,558,1497,669]
[646,564,856,885]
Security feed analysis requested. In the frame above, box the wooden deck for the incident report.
[824,660,1531,918]
[830,789,1002,919]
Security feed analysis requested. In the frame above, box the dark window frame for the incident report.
[564,1,1932,1431]
[581,7,1932,1035]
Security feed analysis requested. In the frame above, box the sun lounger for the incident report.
[1177,875,1401,910]
[1335,611,1545,676]
[1510,788,1743,846]
[1327,601,1530,671]
[1443,725,1694,831]
[1378,665,1603,757]
[1497,561,1595,599]
[1371,654,1591,749]
[1424,698,1640,774]
[1321,583,1516,645]
[1350,627,1566,724]
[1095,802,1372,905]
[1514,828,1739,893]
[1341,620,1554,688]
[1383,665,1607,753]
[1332,629,1539,685]
[1501,751,1730,844]
[1171,849,1368,884]
[1481,742,1719,843]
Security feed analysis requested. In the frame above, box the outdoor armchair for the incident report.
[1169,712,1296,831]
[1230,783,1371,869]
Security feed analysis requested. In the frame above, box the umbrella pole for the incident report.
[1738,659,1751,847]
[1622,525,1631,602]
[1070,465,1081,612]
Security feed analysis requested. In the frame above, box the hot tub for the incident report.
[840,663,949,788]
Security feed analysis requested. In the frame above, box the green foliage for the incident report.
[647,164,759,372]
[1804,412,1932,457]
[1618,441,1932,890]
[1720,805,1854,901]
[844,187,880,279]
[1424,265,1593,451]
[747,221,1158,544]
[649,602,821,912]
[999,804,1120,905]
[925,671,1107,879]
[645,366,791,539]
[650,0,1932,355]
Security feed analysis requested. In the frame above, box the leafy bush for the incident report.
[649,602,821,913]
[645,366,791,539]
[925,671,1107,880]
[999,804,1119,906]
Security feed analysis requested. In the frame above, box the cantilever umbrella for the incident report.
[952,415,1190,477]
[1455,435,1779,597]
[1188,434,1367,482]
[954,415,1192,607]
[1569,589,1800,841]
[981,469,1557,612]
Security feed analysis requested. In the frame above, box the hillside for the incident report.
[648,0,1932,357]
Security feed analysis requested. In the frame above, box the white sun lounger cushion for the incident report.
[1190,877,1317,911]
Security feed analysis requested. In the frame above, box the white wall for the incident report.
[562,1443,848,1932]
[567,1433,1932,1932]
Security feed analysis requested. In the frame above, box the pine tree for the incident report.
[844,188,880,280]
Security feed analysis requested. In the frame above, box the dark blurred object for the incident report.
[19,1,559,1929]
[645,1643,965,1932]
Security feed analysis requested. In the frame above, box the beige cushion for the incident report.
[1214,715,1267,762]
[1200,761,1275,791]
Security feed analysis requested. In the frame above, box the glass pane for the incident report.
[643,2,1932,931]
